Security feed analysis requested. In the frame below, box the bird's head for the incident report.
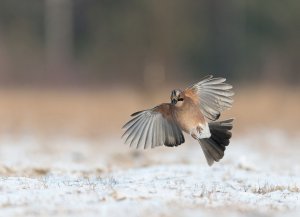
[170,89,184,105]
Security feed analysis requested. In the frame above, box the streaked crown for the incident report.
[170,89,182,104]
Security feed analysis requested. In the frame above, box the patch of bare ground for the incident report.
[0,84,299,138]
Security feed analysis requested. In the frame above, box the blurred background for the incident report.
[1,2,300,215]
[0,0,299,139]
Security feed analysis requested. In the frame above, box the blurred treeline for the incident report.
[0,0,299,87]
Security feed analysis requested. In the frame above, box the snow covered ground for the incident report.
[0,129,299,217]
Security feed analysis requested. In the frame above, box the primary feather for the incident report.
[186,75,234,121]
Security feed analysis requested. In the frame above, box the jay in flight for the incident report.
[122,75,234,166]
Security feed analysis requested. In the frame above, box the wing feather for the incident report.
[129,120,144,147]
[151,115,158,148]
[136,114,150,149]
[122,104,185,148]
[144,116,154,149]
[124,117,143,144]
[122,113,144,139]
[185,75,234,121]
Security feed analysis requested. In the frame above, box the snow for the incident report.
[0,129,300,217]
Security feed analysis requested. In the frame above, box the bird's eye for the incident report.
[178,98,184,101]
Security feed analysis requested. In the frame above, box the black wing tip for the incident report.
[164,142,183,147]
[164,136,185,147]
[215,112,221,120]
[131,110,144,117]
[206,112,221,121]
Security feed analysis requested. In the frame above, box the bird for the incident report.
[122,75,234,166]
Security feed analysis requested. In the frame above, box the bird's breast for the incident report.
[173,100,205,133]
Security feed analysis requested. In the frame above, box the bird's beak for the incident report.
[171,99,177,105]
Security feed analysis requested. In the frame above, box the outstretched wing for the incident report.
[122,103,185,149]
[184,75,234,121]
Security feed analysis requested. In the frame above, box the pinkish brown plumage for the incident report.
[122,75,234,166]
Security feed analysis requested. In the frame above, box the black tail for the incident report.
[199,119,233,166]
